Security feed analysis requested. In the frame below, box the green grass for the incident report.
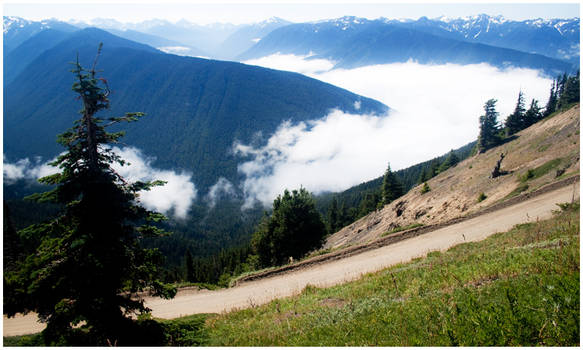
[203,202,580,346]
[382,223,425,236]
[519,158,563,183]
[5,203,579,346]
[505,183,529,199]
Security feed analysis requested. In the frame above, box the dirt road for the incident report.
[4,182,579,336]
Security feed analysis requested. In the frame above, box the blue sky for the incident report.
[3,1,580,24]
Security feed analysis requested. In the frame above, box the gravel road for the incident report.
[4,182,579,336]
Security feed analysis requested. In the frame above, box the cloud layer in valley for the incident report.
[244,53,335,75]
[239,55,553,206]
[3,147,197,219]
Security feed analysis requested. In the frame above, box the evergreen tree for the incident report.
[417,167,429,184]
[3,202,22,271]
[523,99,542,128]
[429,159,441,178]
[544,79,558,117]
[185,250,195,282]
[252,188,326,267]
[557,71,580,110]
[437,150,460,173]
[505,90,526,135]
[327,197,340,233]
[381,163,404,205]
[477,99,502,153]
[358,191,381,218]
[338,201,350,228]
[3,47,176,345]
[557,73,568,99]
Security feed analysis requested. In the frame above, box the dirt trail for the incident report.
[3,183,579,336]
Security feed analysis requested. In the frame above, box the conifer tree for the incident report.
[327,197,340,233]
[523,99,542,128]
[544,79,558,117]
[477,99,502,153]
[505,90,526,135]
[438,150,460,173]
[185,250,195,282]
[382,162,404,205]
[557,71,580,110]
[252,188,326,267]
[338,201,350,228]
[3,46,176,345]
[417,167,429,184]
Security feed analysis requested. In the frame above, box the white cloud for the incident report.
[244,52,335,75]
[3,155,58,184]
[237,56,553,207]
[3,148,197,219]
[206,177,237,208]
[110,147,197,219]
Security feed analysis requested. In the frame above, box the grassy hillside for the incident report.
[206,202,579,346]
[7,201,578,346]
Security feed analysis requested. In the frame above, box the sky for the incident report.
[3,1,580,24]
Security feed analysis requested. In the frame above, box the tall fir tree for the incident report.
[477,99,502,153]
[438,150,460,173]
[523,99,542,128]
[544,79,558,117]
[557,71,580,110]
[505,90,526,135]
[252,188,326,267]
[3,46,176,345]
[381,163,404,206]
[185,249,195,282]
[327,197,340,233]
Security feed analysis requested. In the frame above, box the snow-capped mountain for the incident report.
[3,16,78,53]
[238,15,575,75]
[385,14,580,64]
[215,17,291,59]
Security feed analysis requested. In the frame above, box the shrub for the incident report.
[420,182,431,194]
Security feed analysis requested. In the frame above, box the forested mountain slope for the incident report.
[4,27,388,191]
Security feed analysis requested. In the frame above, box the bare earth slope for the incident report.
[3,105,580,336]
[326,105,580,249]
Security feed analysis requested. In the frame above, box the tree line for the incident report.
[478,71,580,153]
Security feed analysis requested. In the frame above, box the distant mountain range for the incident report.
[239,16,578,75]
[4,27,387,191]
[3,16,77,52]
[5,14,578,71]
[3,13,579,189]
[214,17,291,59]
[386,15,580,65]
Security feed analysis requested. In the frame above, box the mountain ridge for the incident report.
[4,27,388,192]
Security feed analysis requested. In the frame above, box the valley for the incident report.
[2,4,580,345]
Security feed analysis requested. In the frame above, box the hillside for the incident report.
[326,104,580,249]
[3,27,387,191]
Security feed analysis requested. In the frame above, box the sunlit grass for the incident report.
[204,202,580,346]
